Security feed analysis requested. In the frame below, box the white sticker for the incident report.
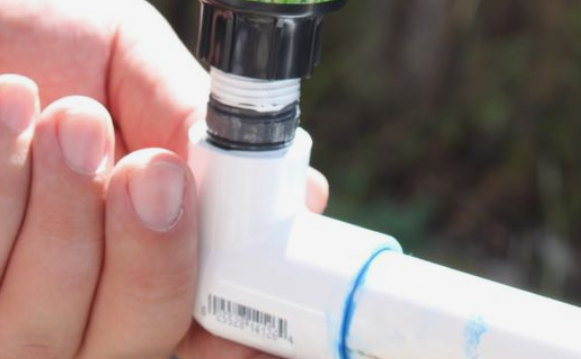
[202,294,294,345]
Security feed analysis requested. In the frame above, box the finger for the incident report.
[0,0,114,107]
[0,96,114,358]
[0,75,38,281]
[79,149,198,359]
[114,128,128,163]
[108,0,209,158]
[306,167,330,214]
[175,321,282,359]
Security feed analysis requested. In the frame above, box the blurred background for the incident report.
[147,0,581,305]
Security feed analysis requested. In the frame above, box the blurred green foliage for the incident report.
[148,0,581,304]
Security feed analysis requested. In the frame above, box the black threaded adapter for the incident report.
[206,96,300,150]
[196,0,346,80]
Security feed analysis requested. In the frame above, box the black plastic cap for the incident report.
[197,0,345,80]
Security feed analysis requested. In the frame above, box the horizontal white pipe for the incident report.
[348,252,581,359]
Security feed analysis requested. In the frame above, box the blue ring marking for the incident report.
[338,238,403,359]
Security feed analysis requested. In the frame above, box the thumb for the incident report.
[108,0,208,158]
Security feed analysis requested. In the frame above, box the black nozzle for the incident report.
[197,0,346,80]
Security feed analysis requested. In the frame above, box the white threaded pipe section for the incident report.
[210,67,301,113]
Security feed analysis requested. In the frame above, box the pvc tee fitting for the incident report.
[188,119,581,359]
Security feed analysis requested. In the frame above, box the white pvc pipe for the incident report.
[188,121,581,359]
[348,252,581,359]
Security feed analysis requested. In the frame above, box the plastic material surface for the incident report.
[206,68,301,150]
[189,121,581,359]
[245,0,340,5]
[189,122,401,358]
[210,68,300,113]
[197,0,334,80]
[348,252,581,359]
[206,0,346,16]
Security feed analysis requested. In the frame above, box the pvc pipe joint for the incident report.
[188,122,581,359]
[189,121,401,358]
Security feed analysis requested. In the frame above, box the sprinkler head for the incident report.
[197,0,347,80]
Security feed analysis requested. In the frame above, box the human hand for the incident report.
[0,0,329,358]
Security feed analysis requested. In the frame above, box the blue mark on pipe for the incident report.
[464,315,488,359]
[338,238,403,359]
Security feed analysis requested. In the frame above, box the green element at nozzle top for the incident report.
[247,0,337,4]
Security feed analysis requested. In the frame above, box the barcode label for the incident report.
[204,294,292,343]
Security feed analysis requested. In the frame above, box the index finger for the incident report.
[108,0,209,158]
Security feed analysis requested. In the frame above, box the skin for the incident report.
[0,0,329,358]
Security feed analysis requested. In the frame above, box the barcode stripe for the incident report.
[208,294,289,341]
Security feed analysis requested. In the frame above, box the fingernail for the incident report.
[128,160,186,232]
[0,75,38,134]
[57,108,108,175]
